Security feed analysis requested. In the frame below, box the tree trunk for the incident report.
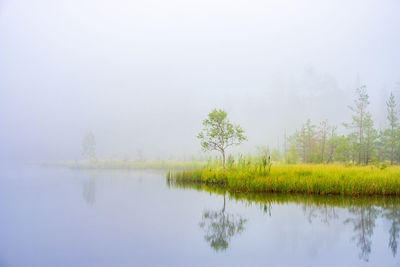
[222,150,226,170]
[327,144,334,163]
[391,126,394,165]
[222,193,226,213]
[359,112,363,165]
[391,145,394,165]
[359,127,362,165]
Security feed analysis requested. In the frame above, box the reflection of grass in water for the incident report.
[42,160,206,170]
[169,178,400,261]
[167,178,400,208]
[168,163,400,196]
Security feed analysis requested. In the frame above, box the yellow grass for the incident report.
[168,164,400,196]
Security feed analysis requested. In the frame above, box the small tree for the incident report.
[363,113,377,164]
[325,125,338,163]
[386,92,399,165]
[318,119,330,163]
[82,132,96,161]
[329,135,352,163]
[292,119,317,163]
[345,85,370,165]
[197,109,247,169]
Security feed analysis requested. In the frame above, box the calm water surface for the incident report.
[0,165,399,266]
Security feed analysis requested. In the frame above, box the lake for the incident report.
[0,165,399,266]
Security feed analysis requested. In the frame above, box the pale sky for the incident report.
[1,0,399,161]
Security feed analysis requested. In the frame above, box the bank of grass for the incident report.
[41,160,206,170]
[168,163,400,196]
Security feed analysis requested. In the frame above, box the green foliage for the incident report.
[286,144,299,164]
[270,149,282,162]
[380,163,388,170]
[197,109,247,168]
[344,85,375,165]
[387,92,399,130]
[386,92,400,165]
[285,85,397,166]
[331,135,352,162]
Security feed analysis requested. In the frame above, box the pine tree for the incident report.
[386,92,399,165]
[345,85,370,165]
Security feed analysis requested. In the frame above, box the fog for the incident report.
[1,0,399,161]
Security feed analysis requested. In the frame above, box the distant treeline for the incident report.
[282,86,399,165]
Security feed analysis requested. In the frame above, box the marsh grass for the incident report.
[168,162,400,196]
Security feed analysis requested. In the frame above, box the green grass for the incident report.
[168,163,400,196]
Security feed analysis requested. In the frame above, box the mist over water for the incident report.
[1,0,399,162]
[1,166,399,267]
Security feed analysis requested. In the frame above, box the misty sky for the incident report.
[1,0,399,161]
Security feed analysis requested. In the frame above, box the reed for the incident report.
[168,163,400,196]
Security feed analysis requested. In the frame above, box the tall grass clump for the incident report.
[168,156,400,196]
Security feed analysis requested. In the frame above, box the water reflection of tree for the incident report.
[344,206,380,262]
[169,180,400,260]
[302,204,338,224]
[82,177,96,206]
[384,206,400,257]
[199,194,247,252]
[301,202,400,261]
[262,202,272,216]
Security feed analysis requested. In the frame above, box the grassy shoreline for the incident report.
[168,164,400,196]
